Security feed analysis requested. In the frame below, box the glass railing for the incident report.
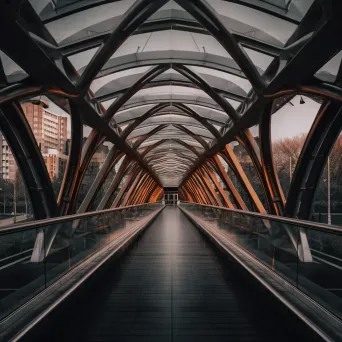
[179,201,342,322]
[0,202,163,321]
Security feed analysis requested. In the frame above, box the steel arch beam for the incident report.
[193,171,218,206]
[122,103,169,140]
[60,16,281,58]
[0,102,58,262]
[259,102,286,215]
[113,167,143,207]
[220,145,266,213]
[129,176,153,205]
[174,64,273,212]
[285,101,342,219]
[210,156,247,210]
[97,157,133,210]
[175,0,264,93]
[78,0,169,90]
[202,164,233,208]
[71,66,167,209]
[77,148,122,212]
[173,103,221,137]
[0,102,58,218]
[188,177,207,204]
[58,102,83,215]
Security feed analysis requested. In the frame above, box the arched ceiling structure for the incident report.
[0,0,342,194]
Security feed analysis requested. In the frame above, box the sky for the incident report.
[250,95,320,141]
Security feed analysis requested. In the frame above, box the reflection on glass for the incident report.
[0,202,163,321]
[179,202,342,322]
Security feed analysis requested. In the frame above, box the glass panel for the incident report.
[131,85,210,100]
[0,51,28,83]
[68,47,99,74]
[242,47,274,73]
[117,93,221,112]
[208,1,297,45]
[229,140,268,209]
[45,1,135,44]
[186,104,228,123]
[91,66,151,94]
[101,98,117,110]
[76,140,112,211]
[179,202,299,287]
[315,51,342,84]
[115,104,155,124]
[112,30,231,59]
[0,202,163,320]
[0,228,45,320]
[187,65,252,94]
[311,132,342,226]
[225,98,241,110]
[147,1,196,23]
[299,228,342,320]
[179,202,342,321]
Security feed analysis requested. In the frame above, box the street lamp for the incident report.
[327,156,331,225]
[323,157,332,225]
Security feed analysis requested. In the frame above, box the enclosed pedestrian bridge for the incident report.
[1,0,342,341]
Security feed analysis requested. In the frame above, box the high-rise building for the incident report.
[22,101,67,154]
[43,149,68,181]
[1,100,68,181]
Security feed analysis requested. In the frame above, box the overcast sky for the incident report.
[250,95,320,141]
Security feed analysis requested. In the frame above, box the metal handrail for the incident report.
[0,202,162,235]
[178,201,342,235]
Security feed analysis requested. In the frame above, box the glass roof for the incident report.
[0,51,28,83]
[4,0,328,188]
[315,51,342,84]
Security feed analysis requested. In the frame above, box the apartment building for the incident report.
[1,100,68,181]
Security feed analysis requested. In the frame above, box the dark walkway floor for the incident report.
[46,207,311,342]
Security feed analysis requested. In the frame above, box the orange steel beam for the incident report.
[120,169,145,207]
[125,173,149,206]
[211,156,247,210]
[134,176,155,204]
[188,179,205,204]
[101,157,133,209]
[143,180,157,203]
[221,145,266,213]
[126,171,149,206]
[149,186,162,202]
[202,164,234,208]
[150,188,160,203]
[192,173,215,205]
[146,183,158,202]
[111,166,141,208]
[187,179,204,204]
[130,175,153,205]
[138,177,155,204]
[136,177,152,204]
[138,178,156,204]
[183,183,196,203]
[236,131,274,213]
[184,183,196,202]
[197,169,222,206]
[188,177,206,204]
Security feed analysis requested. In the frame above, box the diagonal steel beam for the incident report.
[78,0,169,91]
[175,0,264,93]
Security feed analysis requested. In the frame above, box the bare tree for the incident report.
[272,134,307,197]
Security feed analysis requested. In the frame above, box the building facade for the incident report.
[1,101,68,181]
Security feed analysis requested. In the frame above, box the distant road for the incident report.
[0,216,28,228]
